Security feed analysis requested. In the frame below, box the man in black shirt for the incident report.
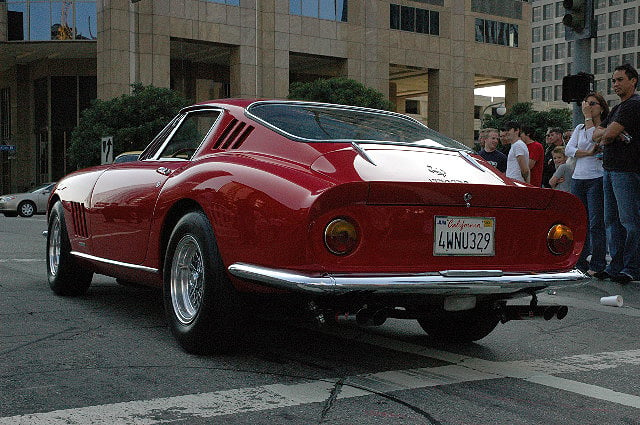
[593,63,640,284]
[478,128,507,173]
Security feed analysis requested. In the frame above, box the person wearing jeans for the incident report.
[565,92,608,276]
[593,64,640,284]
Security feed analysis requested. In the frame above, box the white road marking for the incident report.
[0,259,43,263]
[2,340,639,424]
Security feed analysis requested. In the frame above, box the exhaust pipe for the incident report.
[333,308,388,327]
[499,304,568,323]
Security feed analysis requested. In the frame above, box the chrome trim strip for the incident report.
[71,251,159,273]
[351,142,377,166]
[459,151,485,172]
[228,262,588,295]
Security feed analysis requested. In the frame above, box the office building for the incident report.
[1,0,531,192]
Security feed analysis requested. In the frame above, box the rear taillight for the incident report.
[547,224,574,255]
[324,218,359,256]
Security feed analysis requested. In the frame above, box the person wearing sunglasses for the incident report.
[592,63,640,284]
[564,92,609,277]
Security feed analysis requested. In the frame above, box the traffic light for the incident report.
[563,0,596,40]
[562,73,594,103]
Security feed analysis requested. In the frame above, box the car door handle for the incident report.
[156,167,171,176]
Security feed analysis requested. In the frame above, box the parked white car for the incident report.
[0,182,56,217]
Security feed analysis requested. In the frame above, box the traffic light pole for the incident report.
[572,38,592,127]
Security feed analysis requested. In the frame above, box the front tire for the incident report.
[418,304,500,342]
[18,201,36,217]
[163,211,240,354]
[47,201,93,295]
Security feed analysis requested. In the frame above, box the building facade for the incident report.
[531,0,640,110]
[0,0,531,193]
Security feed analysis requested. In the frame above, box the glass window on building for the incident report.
[608,55,620,73]
[292,0,348,21]
[637,52,640,68]
[594,57,606,74]
[543,24,553,40]
[596,14,606,31]
[532,67,542,84]
[595,35,606,52]
[391,5,438,35]
[555,22,565,38]
[609,33,620,50]
[623,30,635,48]
[555,43,565,59]
[542,86,552,102]
[543,45,553,61]
[609,11,621,28]
[532,26,541,43]
[595,0,607,8]
[7,0,97,41]
[543,4,554,20]
[532,87,542,101]
[595,79,605,93]
[610,0,621,5]
[555,1,564,18]
[401,5,415,31]
[554,85,563,101]
[622,53,635,66]
[568,41,573,57]
[532,47,541,62]
[567,62,573,74]
[623,7,635,25]
[542,66,553,82]
[533,6,541,22]
[555,63,565,80]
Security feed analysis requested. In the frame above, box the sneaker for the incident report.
[592,271,610,280]
[611,273,633,284]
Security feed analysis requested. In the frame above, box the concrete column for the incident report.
[0,2,7,42]
[230,45,257,98]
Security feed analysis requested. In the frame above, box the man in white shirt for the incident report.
[502,121,530,183]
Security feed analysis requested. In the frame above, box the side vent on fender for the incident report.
[70,202,88,238]
[213,118,254,150]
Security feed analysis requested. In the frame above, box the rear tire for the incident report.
[163,210,241,354]
[18,201,36,217]
[418,304,499,342]
[47,201,93,295]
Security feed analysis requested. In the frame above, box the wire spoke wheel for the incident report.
[171,235,205,324]
[48,216,61,277]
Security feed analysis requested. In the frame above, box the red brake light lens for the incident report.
[547,224,574,255]
[324,218,359,256]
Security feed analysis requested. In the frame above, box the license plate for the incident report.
[434,216,495,256]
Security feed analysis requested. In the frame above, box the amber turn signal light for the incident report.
[547,224,574,255]
[324,218,359,256]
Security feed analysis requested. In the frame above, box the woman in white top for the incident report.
[564,92,609,276]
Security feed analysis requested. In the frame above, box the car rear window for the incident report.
[246,102,469,151]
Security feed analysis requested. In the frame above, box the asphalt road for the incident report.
[1,214,639,425]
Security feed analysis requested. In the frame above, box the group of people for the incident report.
[476,64,640,284]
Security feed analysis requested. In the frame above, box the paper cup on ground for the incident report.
[600,295,623,307]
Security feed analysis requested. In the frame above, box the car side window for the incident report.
[157,110,220,159]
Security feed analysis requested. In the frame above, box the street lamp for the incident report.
[480,102,506,128]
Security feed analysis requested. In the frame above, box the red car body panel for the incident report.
[48,99,587,297]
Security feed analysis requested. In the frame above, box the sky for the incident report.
[474,85,505,99]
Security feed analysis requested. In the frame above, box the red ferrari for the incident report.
[45,99,588,353]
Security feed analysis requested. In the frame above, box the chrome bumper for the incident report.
[228,263,589,296]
